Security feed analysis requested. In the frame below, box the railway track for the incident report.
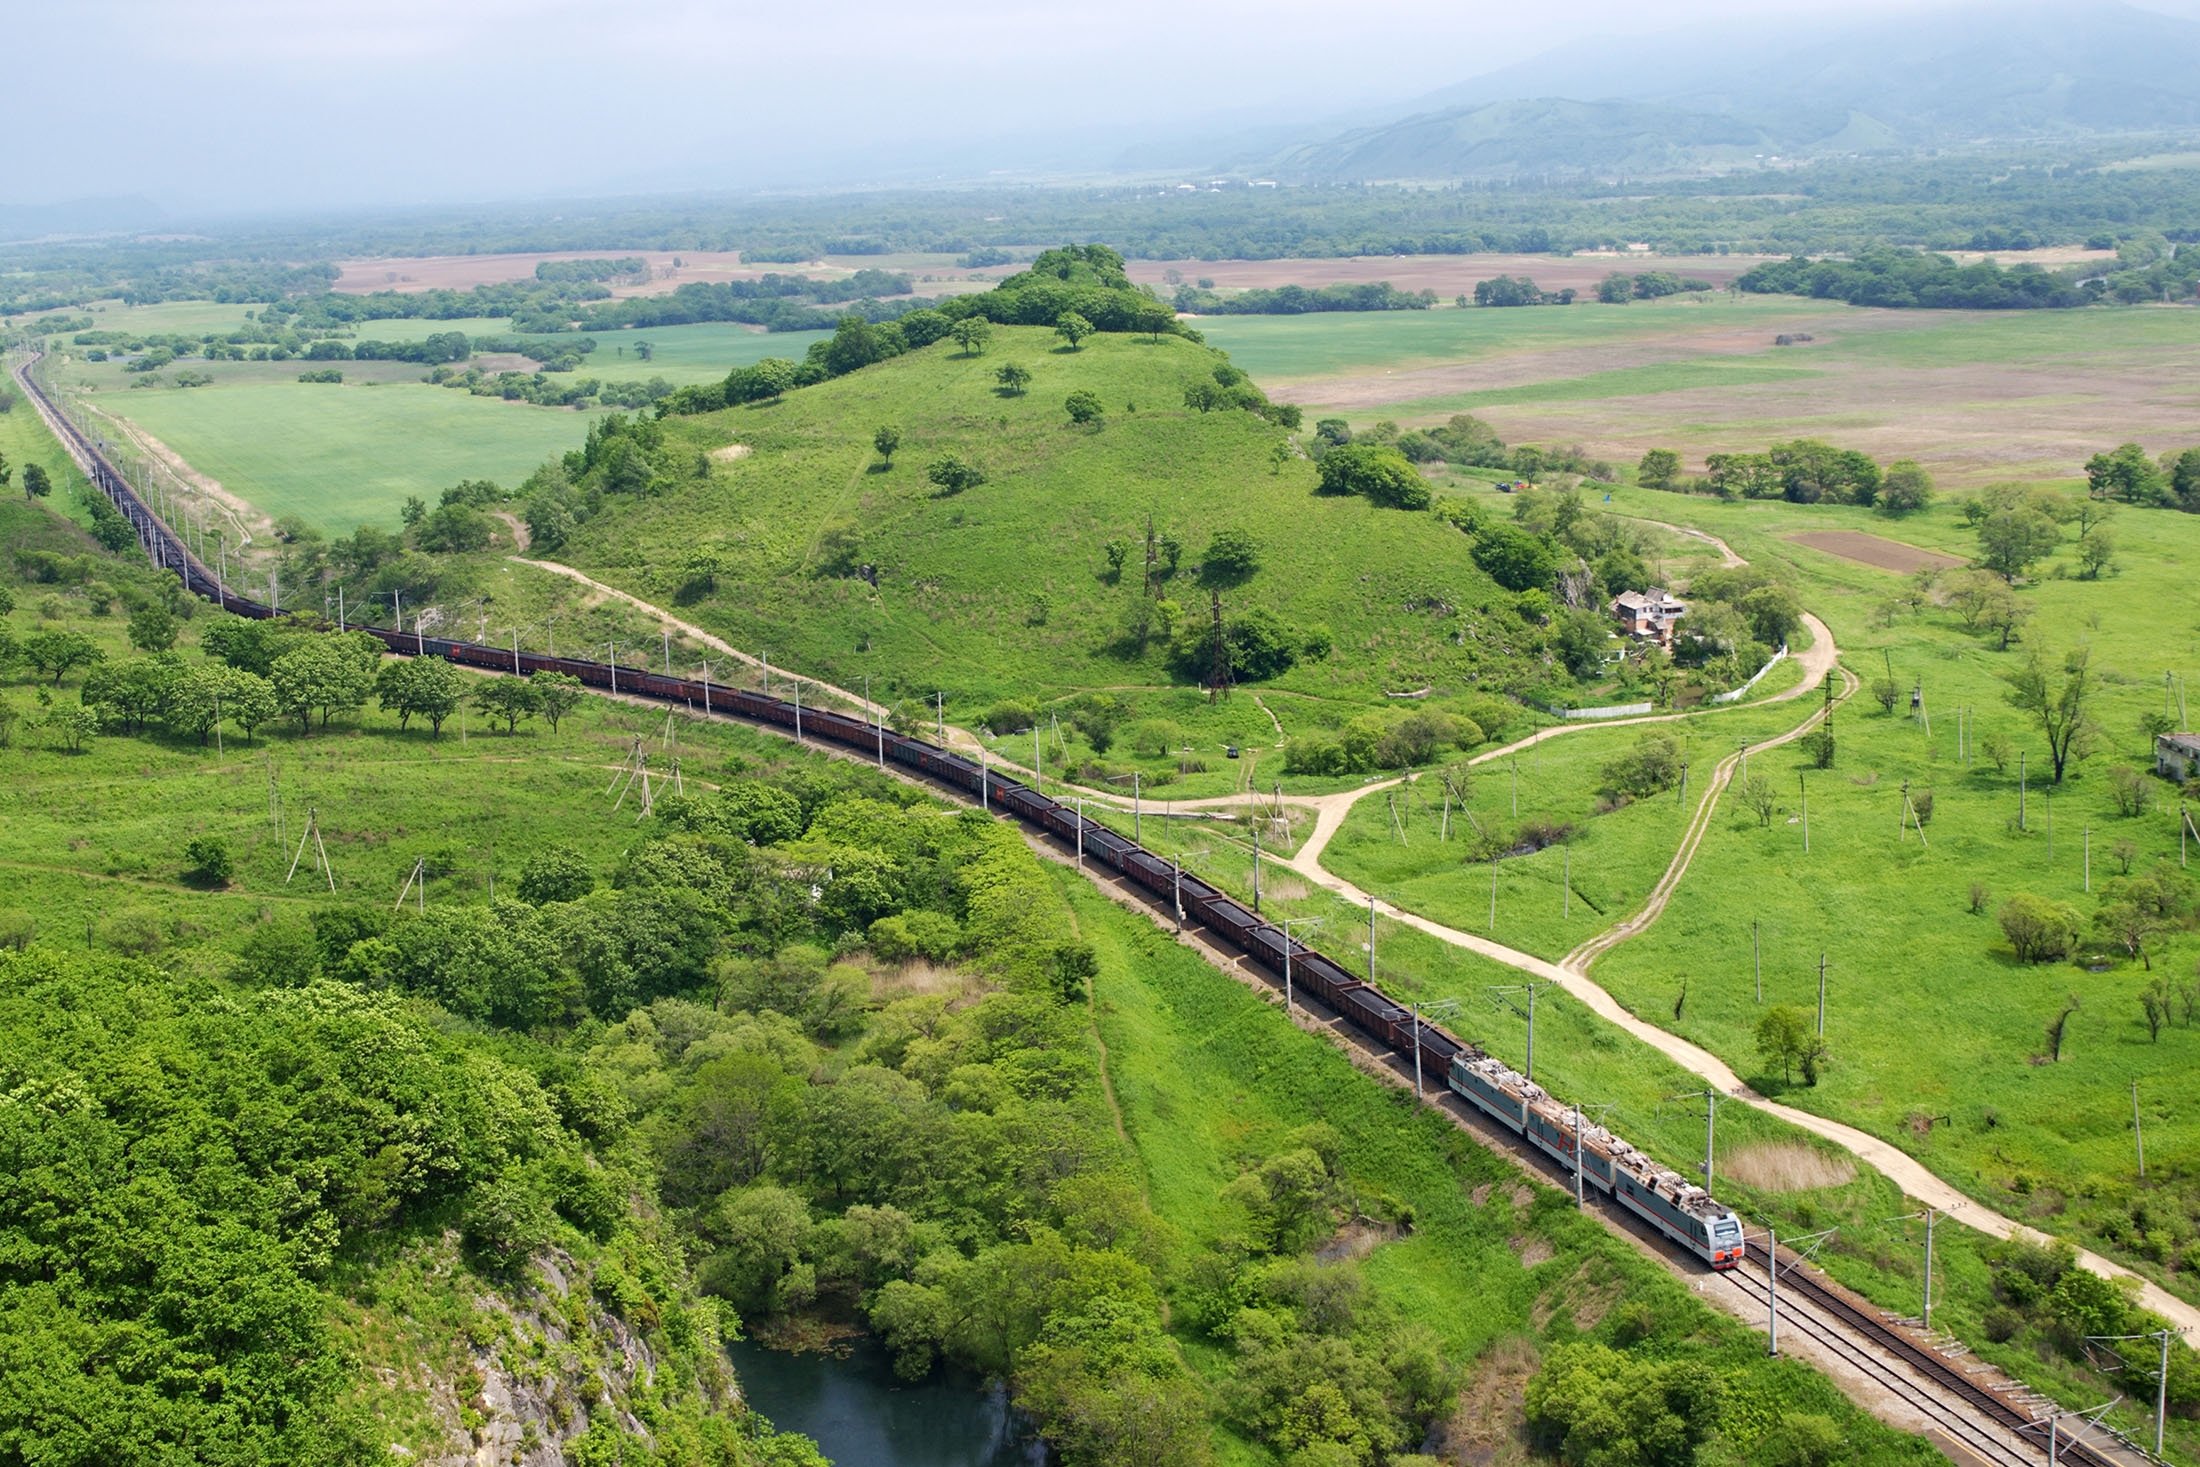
[11,348,2161,1467]
[1728,1245,2133,1467]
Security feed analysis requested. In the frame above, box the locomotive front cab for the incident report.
[1708,1213,1745,1268]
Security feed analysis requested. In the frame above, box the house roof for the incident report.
[1612,589,1686,614]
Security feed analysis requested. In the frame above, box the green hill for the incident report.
[555,328,1535,732]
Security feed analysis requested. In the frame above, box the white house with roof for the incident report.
[1610,588,1687,648]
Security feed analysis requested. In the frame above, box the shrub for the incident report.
[1999,893,2080,963]
[182,836,233,888]
[981,699,1038,734]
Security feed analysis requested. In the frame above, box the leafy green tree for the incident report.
[42,702,101,752]
[1597,272,1635,303]
[1525,1341,1721,1467]
[926,457,986,496]
[1977,506,2061,582]
[1554,608,1609,678]
[1636,448,1680,491]
[1199,529,1259,586]
[2077,528,2117,579]
[400,494,427,527]
[1878,459,1934,516]
[376,656,464,736]
[1469,523,1559,591]
[0,451,11,492]
[2084,442,2168,504]
[126,600,178,653]
[1064,390,1105,427]
[21,630,101,684]
[530,672,585,732]
[1314,444,1428,510]
[1054,312,1095,350]
[995,362,1032,396]
[182,836,233,888]
[517,844,594,905]
[2000,893,2081,963]
[1754,1005,1824,1085]
[2003,644,2094,782]
[1133,300,1175,342]
[270,636,376,732]
[82,658,177,733]
[950,317,993,355]
[873,424,902,466]
[21,463,50,502]
[474,676,541,732]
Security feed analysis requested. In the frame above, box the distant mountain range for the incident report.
[1235,1,2200,182]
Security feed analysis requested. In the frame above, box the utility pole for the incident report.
[1488,859,1498,933]
[2134,1079,2146,1179]
[1277,916,1321,1015]
[1669,1087,1721,1193]
[1132,771,1141,840]
[2019,750,2027,831]
[1753,920,1762,1002]
[1817,953,1829,1037]
[1251,822,1262,913]
[1033,723,1041,795]
[662,629,671,676]
[1489,980,1550,1081]
[1893,1208,1943,1330]
[793,679,802,741]
[1799,769,1809,853]
[1367,896,1377,982]
[607,643,617,695]
[1408,998,1463,1101]
[1074,798,1085,867]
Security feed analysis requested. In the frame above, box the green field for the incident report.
[78,381,602,534]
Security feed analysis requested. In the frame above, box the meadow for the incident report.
[610,326,1538,718]
[38,301,833,537]
[1195,294,2200,486]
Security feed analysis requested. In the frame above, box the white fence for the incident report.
[1711,644,1790,705]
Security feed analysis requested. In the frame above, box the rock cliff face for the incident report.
[345,1235,743,1467]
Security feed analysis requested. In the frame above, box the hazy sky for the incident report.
[15,0,2200,216]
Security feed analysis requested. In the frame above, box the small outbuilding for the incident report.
[2157,732,2200,782]
[1611,588,1687,648]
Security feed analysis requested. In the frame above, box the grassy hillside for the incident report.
[566,327,1529,713]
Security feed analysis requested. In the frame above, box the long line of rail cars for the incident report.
[27,354,1745,1271]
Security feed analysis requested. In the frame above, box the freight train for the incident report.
[23,355,1746,1270]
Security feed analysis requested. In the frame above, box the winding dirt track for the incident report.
[512,545,2199,1332]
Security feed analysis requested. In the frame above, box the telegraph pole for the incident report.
[1276,916,1321,1015]
[1892,1208,1944,1330]
[1367,896,1377,982]
[1817,953,1829,1037]
[1489,980,1551,1081]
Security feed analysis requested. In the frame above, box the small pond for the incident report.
[726,1335,1049,1467]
